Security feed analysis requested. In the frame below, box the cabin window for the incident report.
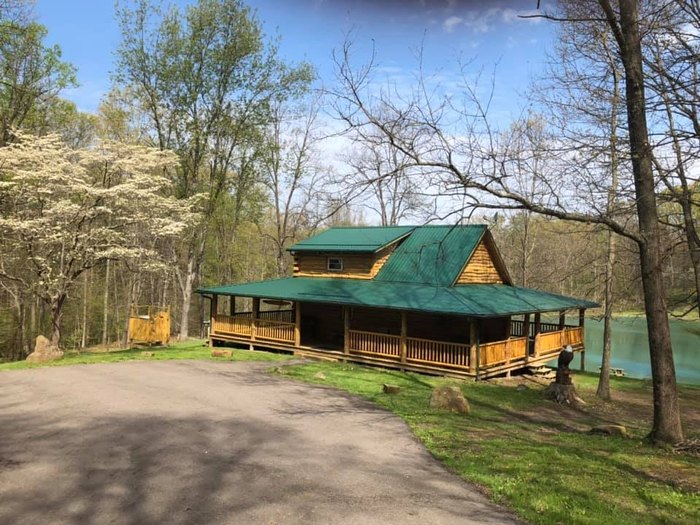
[327,257,343,271]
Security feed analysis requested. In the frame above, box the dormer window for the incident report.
[327,257,343,271]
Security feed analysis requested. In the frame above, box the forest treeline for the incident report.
[0,0,697,442]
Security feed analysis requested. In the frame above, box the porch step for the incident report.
[527,365,556,380]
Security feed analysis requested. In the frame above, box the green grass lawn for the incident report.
[0,340,292,371]
[274,361,700,525]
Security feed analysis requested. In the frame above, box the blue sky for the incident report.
[35,0,555,120]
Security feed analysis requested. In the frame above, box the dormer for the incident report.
[287,226,414,280]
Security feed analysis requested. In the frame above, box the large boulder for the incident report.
[26,335,63,363]
[429,385,470,414]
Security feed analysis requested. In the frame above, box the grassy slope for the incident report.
[275,362,699,525]
[0,340,291,371]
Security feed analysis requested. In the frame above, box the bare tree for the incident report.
[644,0,700,317]
[259,96,330,276]
[331,0,684,443]
[345,132,431,226]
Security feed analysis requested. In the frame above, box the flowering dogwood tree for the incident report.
[0,133,198,347]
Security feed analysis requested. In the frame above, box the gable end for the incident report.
[455,233,511,285]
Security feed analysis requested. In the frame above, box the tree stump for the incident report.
[544,382,586,408]
[544,346,586,408]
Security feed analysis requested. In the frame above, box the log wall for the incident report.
[293,245,395,279]
[456,240,504,284]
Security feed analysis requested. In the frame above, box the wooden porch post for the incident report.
[209,295,218,347]
[579,308,586,371]
[230,296,236,316]
[250,297,260,349]
[343,306,350,356]
[533,313,541,358]
[505,316,512,339]
[469,319,478,375]
[523,313,531,357]
[294,301,301,347]
[558,311,566,330]
[400,311,407,366]
[522,313,531,338]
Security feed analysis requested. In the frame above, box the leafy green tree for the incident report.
[0,18,76,145]
[115,0,313,338]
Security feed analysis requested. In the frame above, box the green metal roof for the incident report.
[287,226,415,253]
[197,277,598,317]
[375,225,486,286]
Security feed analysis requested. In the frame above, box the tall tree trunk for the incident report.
[102,260,110,346]
[179,256,196,340]
[606,0,683,443]
[597,38,620,401]
[597,229,617,400]
[49,294,66,347]
[81,270,89,349]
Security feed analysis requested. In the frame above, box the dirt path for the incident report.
[0,360,522,524]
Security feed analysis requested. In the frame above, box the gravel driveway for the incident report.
[0,360,522,524]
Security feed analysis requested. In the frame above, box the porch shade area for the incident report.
[197,277,597,318]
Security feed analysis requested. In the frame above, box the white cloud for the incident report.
[443,16,463,33]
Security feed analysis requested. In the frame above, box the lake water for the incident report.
[576,317,700,385]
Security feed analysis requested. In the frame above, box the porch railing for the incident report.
[212,314,253,336]
[406,336,469,368]
[348,330,401,358]
[256,319,295,343]
[348,330,470,369]
[534,326,583,355]
[479,336,528,367]
[511,320,579,337]
[211,311,295,343]
[212,312,584,373]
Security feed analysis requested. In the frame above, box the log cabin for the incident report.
[197,225,598,379]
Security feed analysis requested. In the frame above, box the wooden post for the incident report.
[400,311,407,366]
[230,296,236,316]
[579,308,586,371]
[343,306,350,356]
[250,297,260,349]
[209,295,218,348]
[294,301,301,347]
[505,316,512,339]
[533,313,541,357]
[469,319,478,375]
[558,310,566,348]
[523,313,531,357]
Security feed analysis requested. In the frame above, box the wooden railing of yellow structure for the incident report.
[479,337,528,367]
[405,336,470,368]
[348,330,401,358]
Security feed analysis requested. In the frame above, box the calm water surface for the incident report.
[579,317,700,385]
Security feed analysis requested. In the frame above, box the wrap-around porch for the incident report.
[207,294,586,379]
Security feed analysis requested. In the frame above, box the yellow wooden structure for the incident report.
[128,305,171,347]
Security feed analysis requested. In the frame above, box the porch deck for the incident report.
[210,311,584,379]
